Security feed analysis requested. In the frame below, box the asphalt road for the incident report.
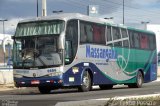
[0,81,160,106]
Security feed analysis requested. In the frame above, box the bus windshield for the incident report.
[13,36,62,69]
[15,20,64,37]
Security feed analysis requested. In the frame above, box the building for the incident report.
[147,24,160,53]
[0,34,13,66]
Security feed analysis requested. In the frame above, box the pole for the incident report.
[123,0,124,24]
[42,0,47,16]
[3,21,5,66]
[0,20,7,66]
[141,21,149,30]
[37,0,39,17]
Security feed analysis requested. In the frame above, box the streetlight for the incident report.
[141,21,149,30]
[52,10,63,14]
[0,19,8,66]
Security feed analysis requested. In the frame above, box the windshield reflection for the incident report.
[13,36,62,69]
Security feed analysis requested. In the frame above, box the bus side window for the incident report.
[112,27,121,40]
[65,20,78,64]
[140,34,149,49]
[86,24,93,43]
[123,40,129,47]
[80,21,105,45]
[80,22,93,43]
[65,41,72,63]
[121,28,128,38]
[93,24,105,44]
[114,41,122,47]
[80,23,86,43]
[133,32,140,48]
[149,35,156,50]
[106,26,112,42]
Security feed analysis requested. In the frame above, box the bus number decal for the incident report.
[47,69,56,73]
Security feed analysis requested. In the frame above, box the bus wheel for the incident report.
[99,85,113,90]
[78,71,91,92]
[38,86,51,94]
[128,71,143,88]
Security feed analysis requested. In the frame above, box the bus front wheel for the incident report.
[38,86,51,94]
[78,71,92,92]
[128,71,143,88]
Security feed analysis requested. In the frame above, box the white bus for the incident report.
[12,13,157,94]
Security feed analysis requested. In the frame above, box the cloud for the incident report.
[0,0,160,34]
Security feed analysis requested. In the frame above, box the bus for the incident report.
[12,13,157,94]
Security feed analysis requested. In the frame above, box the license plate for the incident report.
[31,80,40,84]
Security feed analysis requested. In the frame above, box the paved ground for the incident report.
[0,80,160,106]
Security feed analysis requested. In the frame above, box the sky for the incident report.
[0,0,160,35]
[0,0,160,52]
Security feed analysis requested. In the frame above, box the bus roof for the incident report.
[19,13,113,24]
[19,13,155,35]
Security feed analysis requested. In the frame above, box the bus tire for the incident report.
[38,86,51,94]
[128,71,143,88]
[78,71,91,92]
[99,85,113,90]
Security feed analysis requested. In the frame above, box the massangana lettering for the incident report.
[86,45,117,59]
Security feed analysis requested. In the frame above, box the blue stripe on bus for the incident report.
[63,62,135,86]
[144,53,157,82]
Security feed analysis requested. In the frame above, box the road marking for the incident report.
[93,94,160,100]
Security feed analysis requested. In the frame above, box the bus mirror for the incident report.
[11,36,15,40]
[58,32,65,49]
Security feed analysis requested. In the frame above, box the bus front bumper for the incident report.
[14,77,63,87]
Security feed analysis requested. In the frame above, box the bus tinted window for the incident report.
[93,24,105,44]
[66,20,78,41]
[121,28,128,38]
[80,22,92,43]
[107,26,112,41]
[112,27,121,40]
[129,31,134,47]
[123,40,129,47]
[65,20,78,64]
[129,31,140,48]
[80,21,105,44]
[133,32,140,48]
[140,34,149,49]
[114,41,122,47]
[149,35,156,50]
